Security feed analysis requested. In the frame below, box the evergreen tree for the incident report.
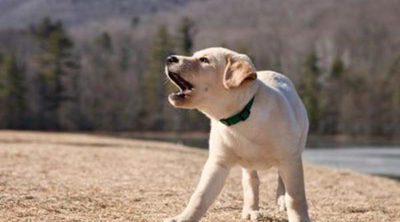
[386,55,400,136]
[145,24,174,130]
[330,55,345,79]
[31,17,78,130]
[300,50,321,132]
[131,16,140,28]
[0,53,3,94]
[179,17,195,55]
[320,55,346,134]
[0,54,26,129]
[95,32,113,53]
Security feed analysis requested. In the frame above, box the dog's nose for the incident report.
[166,55,179,65]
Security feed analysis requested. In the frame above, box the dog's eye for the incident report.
[199,57,210,63]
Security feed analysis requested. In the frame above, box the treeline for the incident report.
[299,51,400,136]
[0,17,207,131]
[0,17,399,137]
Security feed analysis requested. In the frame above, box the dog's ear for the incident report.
[223,55,257,89]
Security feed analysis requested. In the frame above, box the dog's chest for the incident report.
[223,130,280,169]
[236,149,278,169]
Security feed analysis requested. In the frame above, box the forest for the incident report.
[0,0,399,138]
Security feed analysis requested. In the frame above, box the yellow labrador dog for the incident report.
[164,47,310,222]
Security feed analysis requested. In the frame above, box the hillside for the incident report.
[0,0,197,29]
[2,0,399,38]
[2,0,399,70]
[0,131,399,221]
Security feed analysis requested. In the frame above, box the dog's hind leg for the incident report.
[276,173,286,211]
[279,157,310,222]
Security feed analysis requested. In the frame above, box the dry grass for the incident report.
[0,131,399,222]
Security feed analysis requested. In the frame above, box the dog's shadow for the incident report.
[258,215,288,222]
[212,206,288,222]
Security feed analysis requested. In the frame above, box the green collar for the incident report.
[220,96,255,126]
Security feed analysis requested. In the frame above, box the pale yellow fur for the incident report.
[165,47,310,222]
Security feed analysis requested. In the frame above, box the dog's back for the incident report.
[257,70,309,148]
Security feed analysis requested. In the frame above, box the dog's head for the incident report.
[165,47,257,109]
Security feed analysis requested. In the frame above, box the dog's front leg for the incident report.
[165,158,230,222]
[241,168,262,220]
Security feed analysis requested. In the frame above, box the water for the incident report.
[119,133,400,179]
[303,148,400,179]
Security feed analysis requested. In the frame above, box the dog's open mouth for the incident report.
[167,71,194,100]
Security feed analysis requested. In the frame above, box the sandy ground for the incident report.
[0,131,399,222]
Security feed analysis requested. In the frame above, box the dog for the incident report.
[164,47,310,222]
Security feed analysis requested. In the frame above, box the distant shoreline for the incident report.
[98,131,400,149]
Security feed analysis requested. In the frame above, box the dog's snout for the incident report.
[166,55,179,65]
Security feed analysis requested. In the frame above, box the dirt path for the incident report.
[0,131,399,222]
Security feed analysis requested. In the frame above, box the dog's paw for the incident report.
[241,209,262,221]
[276,195,286,211]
